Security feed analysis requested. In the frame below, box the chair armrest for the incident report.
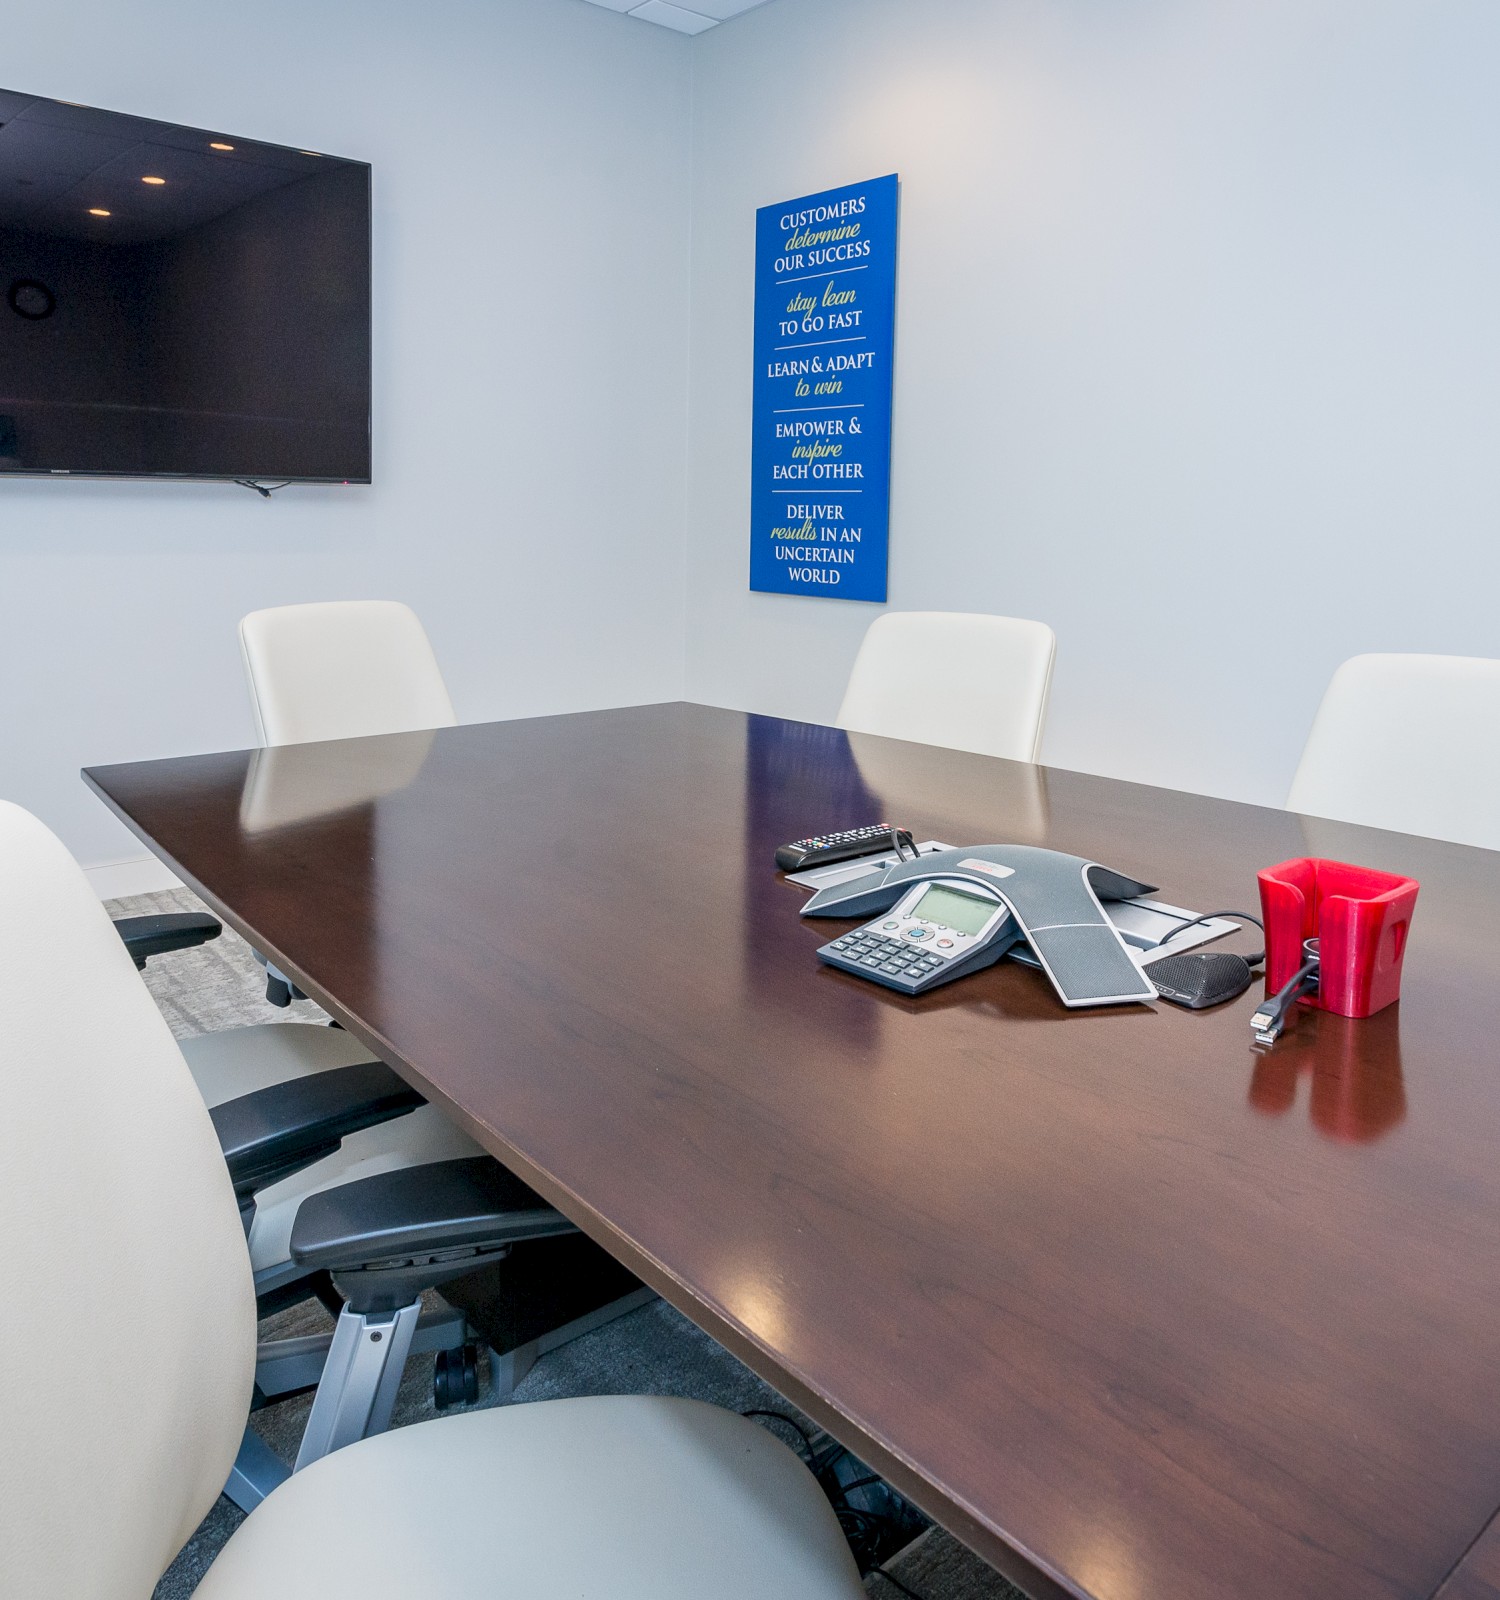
[211,1061,424,1202]
[115,912,222,969]
[289,1156,575,1301]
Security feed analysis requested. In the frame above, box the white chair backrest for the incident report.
[239,600,457,747]
[836,611,1056,762]
[1287,653,1500,851]
[0,802,255,1598]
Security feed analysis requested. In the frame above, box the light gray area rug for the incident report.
[117,887,1024,1600]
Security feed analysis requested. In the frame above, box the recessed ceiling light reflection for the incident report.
[88,207,111,216]
[721,1268,788,1346]
[141,175,166,186]
[209,142,233,151]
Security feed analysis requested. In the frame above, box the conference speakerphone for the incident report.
[804,843,1162,1008]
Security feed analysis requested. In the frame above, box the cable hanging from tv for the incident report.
[234,480,293,498]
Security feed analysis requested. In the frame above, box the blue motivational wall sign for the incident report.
[749,174,899,602]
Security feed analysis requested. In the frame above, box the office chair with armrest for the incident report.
[837,610,1057,761]
[109,907,481,1307]
[0,798,863,1600]
[105,892,593,1494]
[1287,652,1500,851]
[113,938,618,1507]
[99,904,556,1504]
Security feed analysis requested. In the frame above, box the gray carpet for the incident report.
[115,888,1024,1600]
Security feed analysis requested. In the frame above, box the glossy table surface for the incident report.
[84,703,1500,1600]
[1439,1520,1500,1600]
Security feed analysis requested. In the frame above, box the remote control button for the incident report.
[936,938,954,948]
[882,920,899,930]
[860,956,882,968]
[905,928,930,941]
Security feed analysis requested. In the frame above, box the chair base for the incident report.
[226,1425,292,1512]
[255,1304,469,1403]
[295,1301,424,1469]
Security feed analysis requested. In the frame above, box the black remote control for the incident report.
[775,824,913,873]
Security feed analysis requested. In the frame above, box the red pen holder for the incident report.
[1257,857,1419,1019]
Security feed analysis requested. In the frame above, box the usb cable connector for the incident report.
[1251,943,1321,1046]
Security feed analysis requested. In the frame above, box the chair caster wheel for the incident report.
[434,1343,479,1410]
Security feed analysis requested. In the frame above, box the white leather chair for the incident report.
[0,800,865,1600]
[1287,653,1500,851]
[239,600,457,747]
[837,611,1056,762]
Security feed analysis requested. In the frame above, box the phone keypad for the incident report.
[828,932,944,981]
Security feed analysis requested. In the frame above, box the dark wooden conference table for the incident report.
[84,702,1500,1600]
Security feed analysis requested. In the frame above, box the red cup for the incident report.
[1257,857,1418,1019]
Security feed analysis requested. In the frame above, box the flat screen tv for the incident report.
[0,89,371,484]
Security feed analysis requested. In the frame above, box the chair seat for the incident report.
[180,1024,483,1279]
[194,1396,865,1599]
[180,1022,378,1108]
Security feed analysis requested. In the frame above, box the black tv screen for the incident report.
[0,90,371,483]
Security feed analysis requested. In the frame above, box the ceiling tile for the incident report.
[577,0,779,30]
[676,0,773,17]
[627,1,718,32]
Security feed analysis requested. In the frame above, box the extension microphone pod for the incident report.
[1149,951,1257,1010]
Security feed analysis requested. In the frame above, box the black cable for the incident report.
[233,479,292,498]
[889,825,917,863]
[868,1566,932,1600]
[1251,941,1321,1045]
[743,1410,928,1575]
[1160,909,1265,967]
[835,1506,889,1571]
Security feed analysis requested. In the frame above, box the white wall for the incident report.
[12,0,1500,870]
[1,0,692,870]
[684,0,1500,807]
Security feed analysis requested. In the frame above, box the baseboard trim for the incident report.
[85,855,183,900]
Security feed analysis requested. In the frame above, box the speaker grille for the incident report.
[1028,924,1153,1003]
[1150,952,1254,1009]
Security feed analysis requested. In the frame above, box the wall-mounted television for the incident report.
[0,90,371,485]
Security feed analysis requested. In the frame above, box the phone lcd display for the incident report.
[910,884,998,936]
